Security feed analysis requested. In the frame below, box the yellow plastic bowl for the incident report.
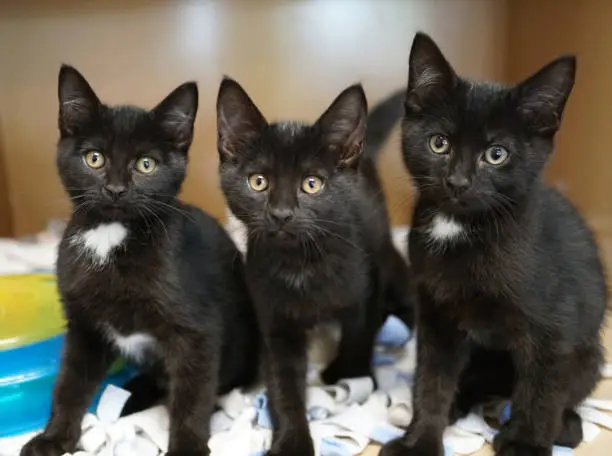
[0,274,66,351]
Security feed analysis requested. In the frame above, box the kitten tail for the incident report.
[363,89,405,161]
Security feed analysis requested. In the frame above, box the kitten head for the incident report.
[56,65,198,221]
[216,77,367,246]
[402,32,575,215]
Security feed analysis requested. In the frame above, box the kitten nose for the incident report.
[269,207,294,225]
[445,174,471,194]
[102,184,127,200]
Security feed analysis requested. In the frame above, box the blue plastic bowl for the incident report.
[0,335,136,438]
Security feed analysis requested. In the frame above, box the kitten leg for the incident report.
[449,347,514,423]
[384,245,416,330]
[322,270,388,385]
[320,308,382,385]
[380,297,468,456]
[554,341,604,447]
[493,340,570,456]
[20,325,115,456]
[554,409,583,448]
[165,334,220,456]
[121,364,168,416]
[264,328,314,456]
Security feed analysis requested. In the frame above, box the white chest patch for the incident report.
[73,223,128,265]
[429,214,465,242]
[108,330,156,363]
[225,208,247,255]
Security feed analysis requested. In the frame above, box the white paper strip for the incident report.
[96,385,132,425]
[582,397,612,412]
[577,405,612,430]
[336,377,375,405]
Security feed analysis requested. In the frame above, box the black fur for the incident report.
[380,33,608,456]
[217,79,414,456]
[20,66,259,456]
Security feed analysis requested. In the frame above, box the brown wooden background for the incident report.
[508,0,612,239]
[0,0,609,239]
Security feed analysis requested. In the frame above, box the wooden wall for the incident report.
[507,0,612,235]
[0,119,12,236]
[0,0,506,236]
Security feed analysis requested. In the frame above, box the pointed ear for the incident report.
[152,82,198,151]
[316,84,367,168]
[514,56,576,135]
[406,32,457,113]
[58,65,101,135]
[216,77,267,160]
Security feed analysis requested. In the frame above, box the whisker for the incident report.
[140,203,171,244]
[309,224,365,253]
[144,199,198,224]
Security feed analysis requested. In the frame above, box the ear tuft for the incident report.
[152,82,199,151]
[316,84,368,167]
[216,77,267,160]
[514,55,576,135]
[406,32,457,112]
[58,65,101,135]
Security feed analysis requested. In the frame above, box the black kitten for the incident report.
[217,79,414,456]
[20,66,259,456]
[381,33,608,456]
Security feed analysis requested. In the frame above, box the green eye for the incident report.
[84,151,105,169]
[302,176,324,194]
[429,135,450,154]
[135,157,157,174]
[484,146,509,165]
[248,174,268,192]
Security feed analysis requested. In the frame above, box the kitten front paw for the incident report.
[320,359,375,386]
[493,429,550,456]
[20,435,74,456]
[379,437,442,456]
[493,440,550,456]
[555,409,583,448]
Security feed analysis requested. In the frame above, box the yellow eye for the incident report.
[484,146,509,165]
[429,135,450,154]
[84,151,105,169]
[302,176,324,194]
[135,157,157,174]
[248,174,268,192]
